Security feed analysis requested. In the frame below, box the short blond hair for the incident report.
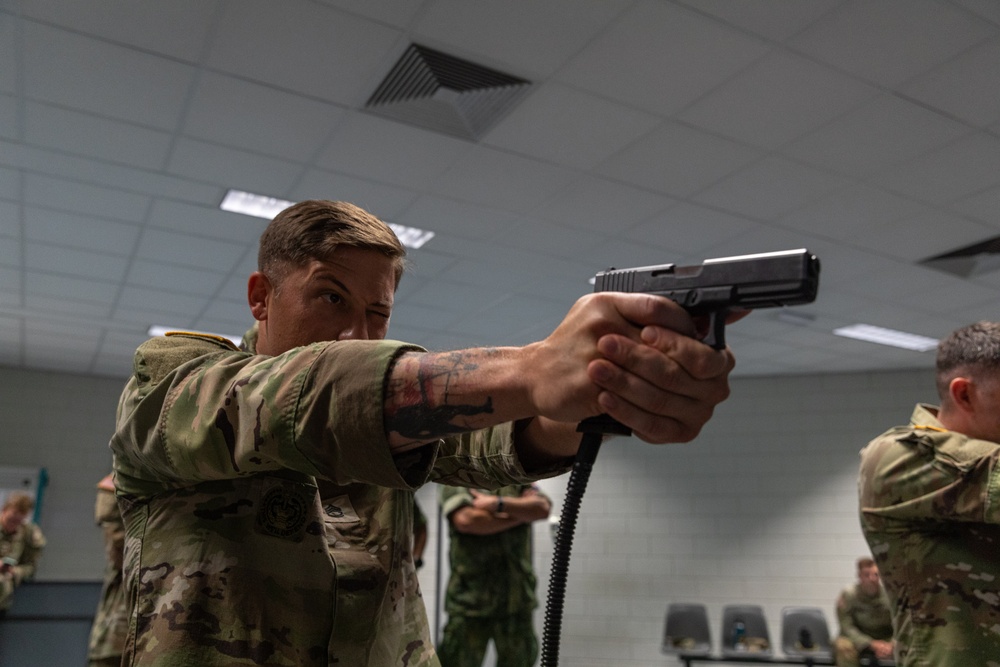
[258,200,406,290]
[2,492,33,514]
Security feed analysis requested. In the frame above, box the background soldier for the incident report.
[833,557,893,666]
[87,473,128,667]
[0,492,45,618]
[438,483,551,667]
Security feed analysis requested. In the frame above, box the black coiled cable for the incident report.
[541,415,630,667]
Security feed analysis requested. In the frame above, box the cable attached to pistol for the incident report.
[540,415,631,667]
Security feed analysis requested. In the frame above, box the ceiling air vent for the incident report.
[920,235,1000,278]
[365,44,531,141]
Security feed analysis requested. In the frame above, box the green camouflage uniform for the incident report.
[88,484,128,667]
[111,328,563,667]
[833,583,893,667]
[437,484,546,667]
[859,403,1000,667]
[0,517,46,612]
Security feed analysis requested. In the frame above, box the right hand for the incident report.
[525,292,735,443]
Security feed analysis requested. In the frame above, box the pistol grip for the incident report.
[702,310,728,350]
[577,414,632,436]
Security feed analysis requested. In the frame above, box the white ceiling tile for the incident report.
[314,0,422,27]
[135,228,246,272]
[694,156,850,221]
[206,0,401,105]
[678,51,878,149]
[0,166,19,200]
[25,242,129,282]
[24,271,117,306]
[147,199,266,244]
[389,300,461,332]
[20,0,220,62]
[596,122,763,198]
[777,184,930,242]
[413,0,631,77]
[25,292,113,320]
[118,286,208,317]
[952,0,1000,24]
[0,16,16,95]
[530,175,674,234]
[166,138,303,195]
[24,102,172,170]
[0,199,20,238]
[315,112,471,190]
[427,146,576,213]
[625,203,767,257]
[674,0,844,42]
[23,23,196,130]
[780,93,970,177]
[396,196,522,241]
[901,36,1000,127]
[125,259,227,296]
[789,0,996,86]
[0,93,17,141]
[23,173,151,223]
[0,265,21,296]
[290,169,420,219]
[484,83,661,169]
[556,0,768,115]
[950,185,1000,226]
[874,132,1000,203]
[24,206,140,256]
[0,237,20,267]
[184,72,346,161]
[1,140,220,205]
[499,219,607,261]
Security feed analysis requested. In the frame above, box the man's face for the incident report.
[251,246,396,356]
[1,507,27,534]
[859,564,881,594]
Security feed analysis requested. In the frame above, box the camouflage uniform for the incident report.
[833,583,893,667]
[0,516,46,613]
[859,403,1000,667]
[111,328,563,667]
[437,484,547,667]
[88,480,128,667]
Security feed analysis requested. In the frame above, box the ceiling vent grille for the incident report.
[920,235,1000,278]
[365,44,531,141]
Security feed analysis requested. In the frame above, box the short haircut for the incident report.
[2,492,34,514]
[857,556,875,571]
[257,200,406,290]
[936,321,1000,402]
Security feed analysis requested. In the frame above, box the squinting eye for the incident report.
[325,293,343,304]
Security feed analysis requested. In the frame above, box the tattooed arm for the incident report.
[383,292,735,466]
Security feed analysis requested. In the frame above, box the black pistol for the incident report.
[581,248,820,435]
[592,248,820,350]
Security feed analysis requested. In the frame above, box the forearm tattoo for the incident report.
[386,350,497,441]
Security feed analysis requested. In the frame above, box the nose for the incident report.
[337,315,368,341]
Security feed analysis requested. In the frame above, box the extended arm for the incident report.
[384,292,735,468]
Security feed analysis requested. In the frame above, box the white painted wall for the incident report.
[1,362,935,665]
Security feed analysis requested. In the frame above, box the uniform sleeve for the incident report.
[112,335,431,497]
[430,425,571,490]
[860,427,1000,526]
[12,524,45,584]
[440,484,475,519]
[836,588,876,648]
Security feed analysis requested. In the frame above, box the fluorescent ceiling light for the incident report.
[833,324,938,352]
[148,325,243,347]
[220,189,435,249]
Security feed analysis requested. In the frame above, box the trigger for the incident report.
[702,311,728,350]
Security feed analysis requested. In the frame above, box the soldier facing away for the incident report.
[110,199,736,666]
[860,321,1000,666]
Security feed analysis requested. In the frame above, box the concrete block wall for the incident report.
[0,362,936,666]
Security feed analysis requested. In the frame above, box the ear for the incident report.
[948,377,974,413]
[247,272,271,322]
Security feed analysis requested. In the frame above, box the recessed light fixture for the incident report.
[219,189,435,249]
[833,324,938,352]
[147,325,243,347]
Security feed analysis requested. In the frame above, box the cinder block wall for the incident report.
[0,363,934,666]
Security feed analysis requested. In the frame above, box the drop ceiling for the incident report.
[2,0,1000,380]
